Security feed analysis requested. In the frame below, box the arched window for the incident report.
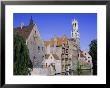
[75,23,76,27]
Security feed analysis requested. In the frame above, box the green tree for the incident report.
[89,39,97,75]
[14,33,33,75]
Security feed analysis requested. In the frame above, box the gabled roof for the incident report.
[45,54,60,60]
[79,51,86,58]
[14,24,34,40]
[52,54,60,60]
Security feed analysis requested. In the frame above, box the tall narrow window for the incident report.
[66,49,68,53]
[42,47,43,51]
[38,46,40,50]
[46,63,47,67]
[38,46,40,53]
[75,23,76,27]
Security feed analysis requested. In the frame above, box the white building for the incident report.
[42,54,61,75]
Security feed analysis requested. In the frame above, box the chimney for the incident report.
[21,22,24,29]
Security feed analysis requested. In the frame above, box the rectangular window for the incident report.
[66,49,68,53]
[62,48,65,54]
[38,46,40,50]
[61,54,65,58]
[38,46,40,53]
[42,47,43,51]
[65,54,68,58]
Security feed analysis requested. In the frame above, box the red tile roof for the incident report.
[44,35,68,47]
[14,24,34,40]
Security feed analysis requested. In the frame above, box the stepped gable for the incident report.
[44,35,68,47]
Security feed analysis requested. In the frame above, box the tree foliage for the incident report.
[89,39,97,75]
[14,33,33,75]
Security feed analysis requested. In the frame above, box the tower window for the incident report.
[75,23,76,27]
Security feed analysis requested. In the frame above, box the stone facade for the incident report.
[61,42,70,75]
[42,54,61,75]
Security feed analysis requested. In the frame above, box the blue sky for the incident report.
[13,13,97,50]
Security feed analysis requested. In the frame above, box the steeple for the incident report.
[29,16,33,25]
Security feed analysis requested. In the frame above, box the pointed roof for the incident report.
[45,54,60,60]
[29,16,34,25]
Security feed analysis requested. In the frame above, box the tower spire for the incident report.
[29,16,33,25]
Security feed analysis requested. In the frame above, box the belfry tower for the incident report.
[71,19,80,49]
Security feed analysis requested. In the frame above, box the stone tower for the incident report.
[67,19,80,75]
[71,19,80,49]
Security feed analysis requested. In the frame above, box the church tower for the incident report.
[71,19,80,49]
